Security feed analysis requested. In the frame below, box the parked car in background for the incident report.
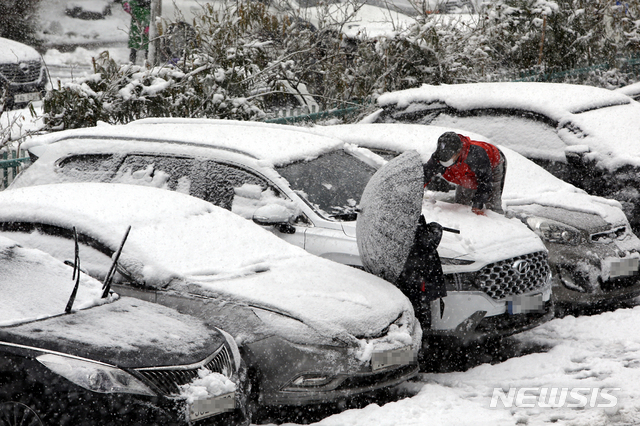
[13,118,553,342]
[0,182,421,410]
[367,82,640,236]
[306,123,640,311]
[0,235,245,426]
[0,37,47,110]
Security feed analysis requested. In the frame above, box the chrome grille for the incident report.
[0,61,43,84]
[477,251,550,300]
[135,345,234,396]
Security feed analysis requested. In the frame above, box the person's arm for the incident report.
[422,155,446,187]
[465,145,493,211]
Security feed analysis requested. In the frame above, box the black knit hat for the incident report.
[435,132,463,162]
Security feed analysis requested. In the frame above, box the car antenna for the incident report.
[102,226,131,299]
[64,227,81,314]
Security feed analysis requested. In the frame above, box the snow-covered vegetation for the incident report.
[36,0,640,131]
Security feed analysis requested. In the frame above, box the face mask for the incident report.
[440,157,456,167]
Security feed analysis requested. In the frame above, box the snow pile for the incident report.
[179,368,237,404]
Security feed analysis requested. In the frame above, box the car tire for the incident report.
[0,401,44,426]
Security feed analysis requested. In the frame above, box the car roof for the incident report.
[377,82,633,119]
[26,119,346,166]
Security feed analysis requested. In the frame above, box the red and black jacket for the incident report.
[423,134,503,209]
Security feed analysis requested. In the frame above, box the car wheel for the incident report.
[0,401,44,426]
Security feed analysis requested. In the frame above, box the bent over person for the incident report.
[423,131,507,215]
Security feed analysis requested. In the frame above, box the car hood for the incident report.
[1,297,225,369]
[180,254,414,346]
[421,199,547,266]
[342,200,546,267]
[0,37,41,63]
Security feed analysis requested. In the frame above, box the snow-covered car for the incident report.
[367,82,640,236]
[307,123,640,309]
[0,183,421,409]
[0,235,245,425]
[0,37,47,110]
[13,118,553,342]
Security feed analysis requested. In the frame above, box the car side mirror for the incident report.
[252,204,296,234]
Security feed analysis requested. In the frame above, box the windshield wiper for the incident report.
[64,227,81,314]
[102,226,131,299]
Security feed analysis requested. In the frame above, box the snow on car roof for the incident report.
[307,122,628,224]
[24,119,346,166]
[376,82,640,170]
[0,183,412,338]
[0,235,110,326]
[377,82,632,119]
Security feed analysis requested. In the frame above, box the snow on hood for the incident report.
[23,118,346,167]
[375,82,640,170]
[306,122,628,226]
[422,199,546,265]
[0,183,413,341]
[0,37,42,63]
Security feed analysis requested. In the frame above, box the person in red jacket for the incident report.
[423,132,506,215]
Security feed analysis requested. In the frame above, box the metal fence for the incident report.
[0,150,30,190]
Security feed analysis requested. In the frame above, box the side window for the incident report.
[115,154,196,193]
[57,154,121,182]
[196,161,299,220]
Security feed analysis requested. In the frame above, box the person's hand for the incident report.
[472,207,486,216]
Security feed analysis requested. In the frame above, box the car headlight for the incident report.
[37,354,156,396]
[526,217,583,245]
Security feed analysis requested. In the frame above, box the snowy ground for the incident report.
[3,2,640,426]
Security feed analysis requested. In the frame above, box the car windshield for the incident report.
[275,150,377,221]
[0,236,109,326]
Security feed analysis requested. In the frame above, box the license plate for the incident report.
[187,391,235,422]
[371,346,415,372]
[13,92,41,103]
[508,293,544,315]
[608,257,640,278]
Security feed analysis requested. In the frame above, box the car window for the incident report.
[428,111,568,162]
[275,150,377,221]
[57,153,121,182]
[115,154,196,193]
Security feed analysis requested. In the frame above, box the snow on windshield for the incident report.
[0,236,113,326]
